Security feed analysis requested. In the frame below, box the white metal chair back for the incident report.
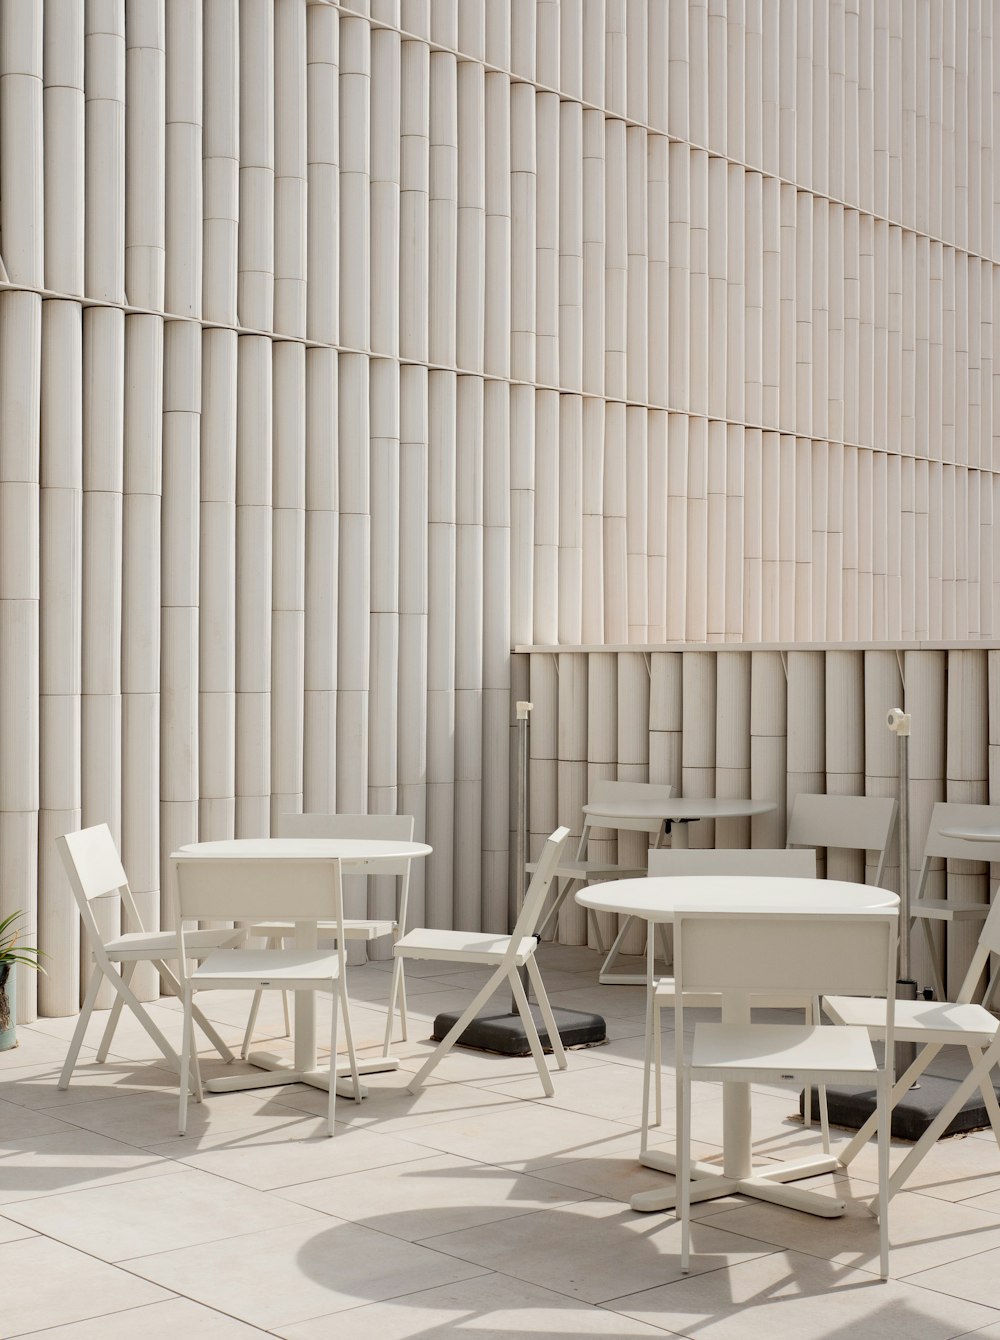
[172,856,348,993]
[275,813,415,877]
[673,909,898,1010]
[173,856,346,927]
[511,826,572,945]
[648,848,817,878]
[950,890,1000,1005]
[57,824,145,949]
[786,793,898,886]
[585,780,673,836]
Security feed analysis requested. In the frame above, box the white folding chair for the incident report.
[396,826,572,1097]
[56,824,243,1091]
[909,802,1000,1001]
[826,889,1000,1198]
[785,793,898,887]
[673,908,897,1278]
[642,846,818,1133]
[172,855,359,1136]
[241,813,415,1058]
[529,781,673,984]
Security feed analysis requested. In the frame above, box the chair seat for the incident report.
[103,927,243,960]
[394,927,536,965]
[526,860,648,881]
[654,979,812,1011]
[823,994,998,1044]
[250,918,395,942]
[911,898,990,922]
[192,948,340,988]
[690,1022,877,1082]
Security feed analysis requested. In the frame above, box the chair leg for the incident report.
[838,1042,941,1166]
[155,960,235,1062]
[178,989,196,1136]
[525,954,567,1068]
[970,1043,1000,1148]
[398,957,409,1041]
[888,1036,1000,1198]
[917,916,947,1001]
[337,977,363,1101]
[406,963,508,1093]
[58,966,103,1089]
[598,915,636,979]
[639,938,656,1151]
[805,996,831,1151]
[653,996,663,1128]
[95,961,134,1062]
[536,877,579,943]
[241,989,264,1060]
[877,1067,890,1279]
[679,1062,692,1273]
[328,985,339,1136]
[655,922,671,967]
[383,953,404,1056]
[587,907,606,956]
[510,968,554,1097]
[102,961,184,1071]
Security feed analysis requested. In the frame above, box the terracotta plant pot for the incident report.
[0,963,16,1050]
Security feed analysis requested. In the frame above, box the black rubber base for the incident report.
[431,1005,607,1056]
[801,1074,1000,1142]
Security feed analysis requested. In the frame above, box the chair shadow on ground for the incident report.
[293,1187,924,1340]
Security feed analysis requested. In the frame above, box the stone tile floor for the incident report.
[3,942,1000,1337]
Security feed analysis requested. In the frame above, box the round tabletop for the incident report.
[582,797,777,823]
[175,837,432,862]
[940,826,1000,843]
[576,874,899,922]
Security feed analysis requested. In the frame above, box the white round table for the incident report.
[582,797,777,850]
[940,826,1000,843]
[173,837,431,1098]
[581,798,778,984]
[577,875,899,1217]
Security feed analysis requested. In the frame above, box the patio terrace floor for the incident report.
[3,942,1000,1338]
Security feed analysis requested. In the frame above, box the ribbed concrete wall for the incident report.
[522,644,1000,999]
[1,2,999,1017]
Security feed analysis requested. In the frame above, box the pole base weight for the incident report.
[801,1074,1000,1143]
[431,1005,606,1056]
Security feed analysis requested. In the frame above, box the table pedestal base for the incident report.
[630,1147,846,1217]
[204,1050,400,1100]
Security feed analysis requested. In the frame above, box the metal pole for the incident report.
[888,707,917,1073]
[513,700,532,1010]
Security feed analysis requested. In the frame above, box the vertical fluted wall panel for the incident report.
[307,4,338,342]
[199,328,237,840]
[160,320,200,926]
[43,0,84,294]
[121,312,162,997]
[0,291,41,1020]
[202,0,238,323]
[38,300,82,1016]
[81,304,123,1001]
[270,341,306,825]
[425,368,455,928]
[234,334,271,838]
[274,0,307,338]
[11,2,1000,1014]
